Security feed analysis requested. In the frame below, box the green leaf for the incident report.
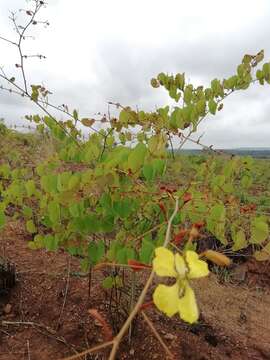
[139,239,155,264]
[25,180,36,197]
[69,202,83,218]
[175,73,185,90]
[196,99,206,116]
[22,206,33,219]
[142,163,155,182]
[183,85,193,105]
[241,175,252,188]
[80,258,90,272]
[48,201,61,224]
[44,234,58,251]
[207,204,227,244]
[88,240,105,265]
[0,211,5,229]
[72,214,100,234]
[232,229,247,251]
[68,173,81,190]
[250,217,269,244]
[148,133,167,156]
[26,220,37,234]
[208,99,217,115]
[41,175,58,193]
[102,275,123,289]
[73,109,78,120]
[127,143,147,172]
[113,198,133,219]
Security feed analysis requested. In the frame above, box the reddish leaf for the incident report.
[139,301,154,311]
[88,309,113,341]
[193,221,205,229]
[183,192,192,204]
[127,259,152,272]
[174,229,188,245]
[158,202,167,220]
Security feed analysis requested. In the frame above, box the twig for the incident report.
[57,256,71,329]
[180,133,232,157]
[167,132,175,160]
[128,271,136,343]
[164,198,179,247]
[141,311,175,359]
[27,339,31,360]
[60,198,179,360]
[108,197,179,360]
[0,35,17,46]
[1,320,78,354]
[0,73,81,146]
[88,265,92,300]
[59,340,114,360]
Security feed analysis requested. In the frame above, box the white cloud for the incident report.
[0,0,270,148]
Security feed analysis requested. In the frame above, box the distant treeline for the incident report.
[178,149,270,159]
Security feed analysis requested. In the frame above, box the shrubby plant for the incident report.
[0,1,269,358]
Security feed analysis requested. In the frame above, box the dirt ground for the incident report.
[0,220,270,360]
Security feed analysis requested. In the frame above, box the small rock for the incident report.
[94,319,103,327]
[3,304,12,314]
[164,333,176,341]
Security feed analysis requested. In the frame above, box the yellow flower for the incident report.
[152,247,209,324]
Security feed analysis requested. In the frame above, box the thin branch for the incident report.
[180,133,232,157]
[57,256,71,329]
[16,1,42,93]
[141,311,175,359]
[0,35,17,46]
[59,340,114,360]
[59,198,180,360]
[167,132,175,160]
[0,73,81,146]
[26,340,31,360]
[1,320,78,354]
[108,197,179,360]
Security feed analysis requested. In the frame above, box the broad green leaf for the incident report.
[139,239,155,264]
[48,201,61,224]
[25,180,36,197]
[44,234,58,251]
[142,163,155,182]
[26,220,37,234]
[88,240,105,265]
[127,143,147,172]
[232,229,247,251]
[113,198,133,219]
[241,175,252,188]
[68,173,81,190]
[41,175,58,193]
[250,217,269,244]
[207,204,227,244]
[102,275,123,289]
[208,99,217,115]
[0,211,5,229]
[184,85,193,105]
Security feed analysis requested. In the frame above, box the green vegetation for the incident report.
[0,1,269,358]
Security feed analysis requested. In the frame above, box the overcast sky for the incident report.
[0,0,270,148]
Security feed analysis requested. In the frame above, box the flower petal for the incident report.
[178,284,199,324]
[185,251,209,279]
[153,283,179,317]
[174,253,187,277]
[153,247,177,277]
